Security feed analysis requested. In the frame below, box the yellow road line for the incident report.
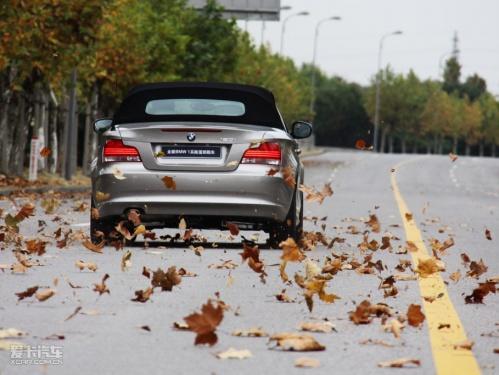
[391,159,481,375]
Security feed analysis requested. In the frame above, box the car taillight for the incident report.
[103,139,141,162]
[241,142,281,166]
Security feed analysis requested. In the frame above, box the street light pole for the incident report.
[373,30,402,153]
[262,5,292,46]
[280,11,309,55]
[310,16,341,114]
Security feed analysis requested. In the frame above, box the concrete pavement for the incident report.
[0,149,497,374]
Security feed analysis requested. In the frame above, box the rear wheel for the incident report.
[267,190,303,249]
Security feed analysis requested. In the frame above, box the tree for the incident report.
[478,94,499,155]
[462,73,487,102]
[421,90,453,153]
[442,57,461,95]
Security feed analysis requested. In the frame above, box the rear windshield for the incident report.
[145,99,245,116]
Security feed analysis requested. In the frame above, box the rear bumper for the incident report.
[92,163,294,224]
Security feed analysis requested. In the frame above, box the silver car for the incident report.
[90,82,312,248]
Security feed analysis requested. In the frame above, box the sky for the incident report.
[236,0,499,96]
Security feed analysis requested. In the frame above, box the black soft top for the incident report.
[113,82,285,128]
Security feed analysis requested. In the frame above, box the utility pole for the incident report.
[373,30,403,153]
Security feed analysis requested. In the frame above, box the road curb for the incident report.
[301,148,326,158]
[0,185,91,195]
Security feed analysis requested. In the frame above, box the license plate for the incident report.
[161,145,221,158]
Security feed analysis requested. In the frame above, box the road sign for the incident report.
[188,0,281,21]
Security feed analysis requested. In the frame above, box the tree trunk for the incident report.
[48,103,58,173]
[380,128,387,153]
[0,97,12,174]
[401,137,407,154]
[388,134,394,153]
[452,134,458,154]
[425,142,431,154]
[465,143,471,156]
[82,102,92,175]
[10,95,29,176]
[478,142,484,157]
[433,134,438,154]
[492,144,497,157]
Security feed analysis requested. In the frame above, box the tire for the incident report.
[267,190,303,249]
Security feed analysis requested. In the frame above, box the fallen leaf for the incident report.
[232,327,268,337]
[275,289,295,303]
[131,287,153,303]
[405,212,413,221]
[298,321,335,333]
[121,250,132,271]
[173,321,190,330]
[39,147,51,158]
[465,281,496,304]
[485,228,492,240]
[406,241,418,253]
[383,319,404,339]
[95,191,110,202]
[161,176,176,190]
[216,348,252,360]
[378,358,421,368]
[112,167,126,180]
[269,333,325,351]
[349,300,393,324]
[184,299,224,346]
[35,288,55,302]
[280,237,305,262]
[75,260,98,272]
[227,223,240,236]
[407,304,425,327]
[449,270,461,283]
[454,340,474,350]
[0,328,27,339]
[267,168,279,176]
[467,259,488,279]
[82,239,104,254]
[127,209,141,226]
[93,274,110,295]
[366,214,381,233]
[295,357,320,368]
[449,152,458,162]
[151,267,181,291]
[282,166,296,188]
[64,306,82,321]
[416,257,445,277]
[15,286,39,301]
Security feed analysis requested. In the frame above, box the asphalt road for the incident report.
[0,149,498,375]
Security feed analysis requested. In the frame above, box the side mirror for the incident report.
[291,121,313,139]
[93,118,113,133]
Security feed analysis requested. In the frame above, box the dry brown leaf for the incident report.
[383,319,404,339]
[485,228,492,240]
[465,281,496,304]
[131,287,153,303]
[366,214,381,233]
[454,340,474,350]
[275,289,295,303]
[82,239,104,253]
[269,333,325,351]
[298,321,335,333]
[39,147,51,158]
[232,327,268,337]
[405,212,413,221]
[378,358,421,368]
[0,328,27,339]
[227,223,239,236]
[15,286,39,301]
[127,209,141,226]
[449,270,461,283]
[416,257,445,277]
[467,259,488,279]
[151,266,181,291]
[449,152,458,162]
[295,357,320,368]
[216,348,252,360]
[93,274,110,295]
[349,300,393,324]
[267,168,279,176]
[35,288,55,302]
[95,191,110,202]
[121,250,132,271]
[184,300,224,346]
[280,237,305,262]
[75,260,97,272]
[406,241,418,253]
[407,304,425,327]
[111,166,126,180]
[162,176,176,190]
[91,207,100,220]
[282,166,296,188]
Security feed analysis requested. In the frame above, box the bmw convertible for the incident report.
[91,82,312,248]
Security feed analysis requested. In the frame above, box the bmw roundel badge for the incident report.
[187,132,196,142]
